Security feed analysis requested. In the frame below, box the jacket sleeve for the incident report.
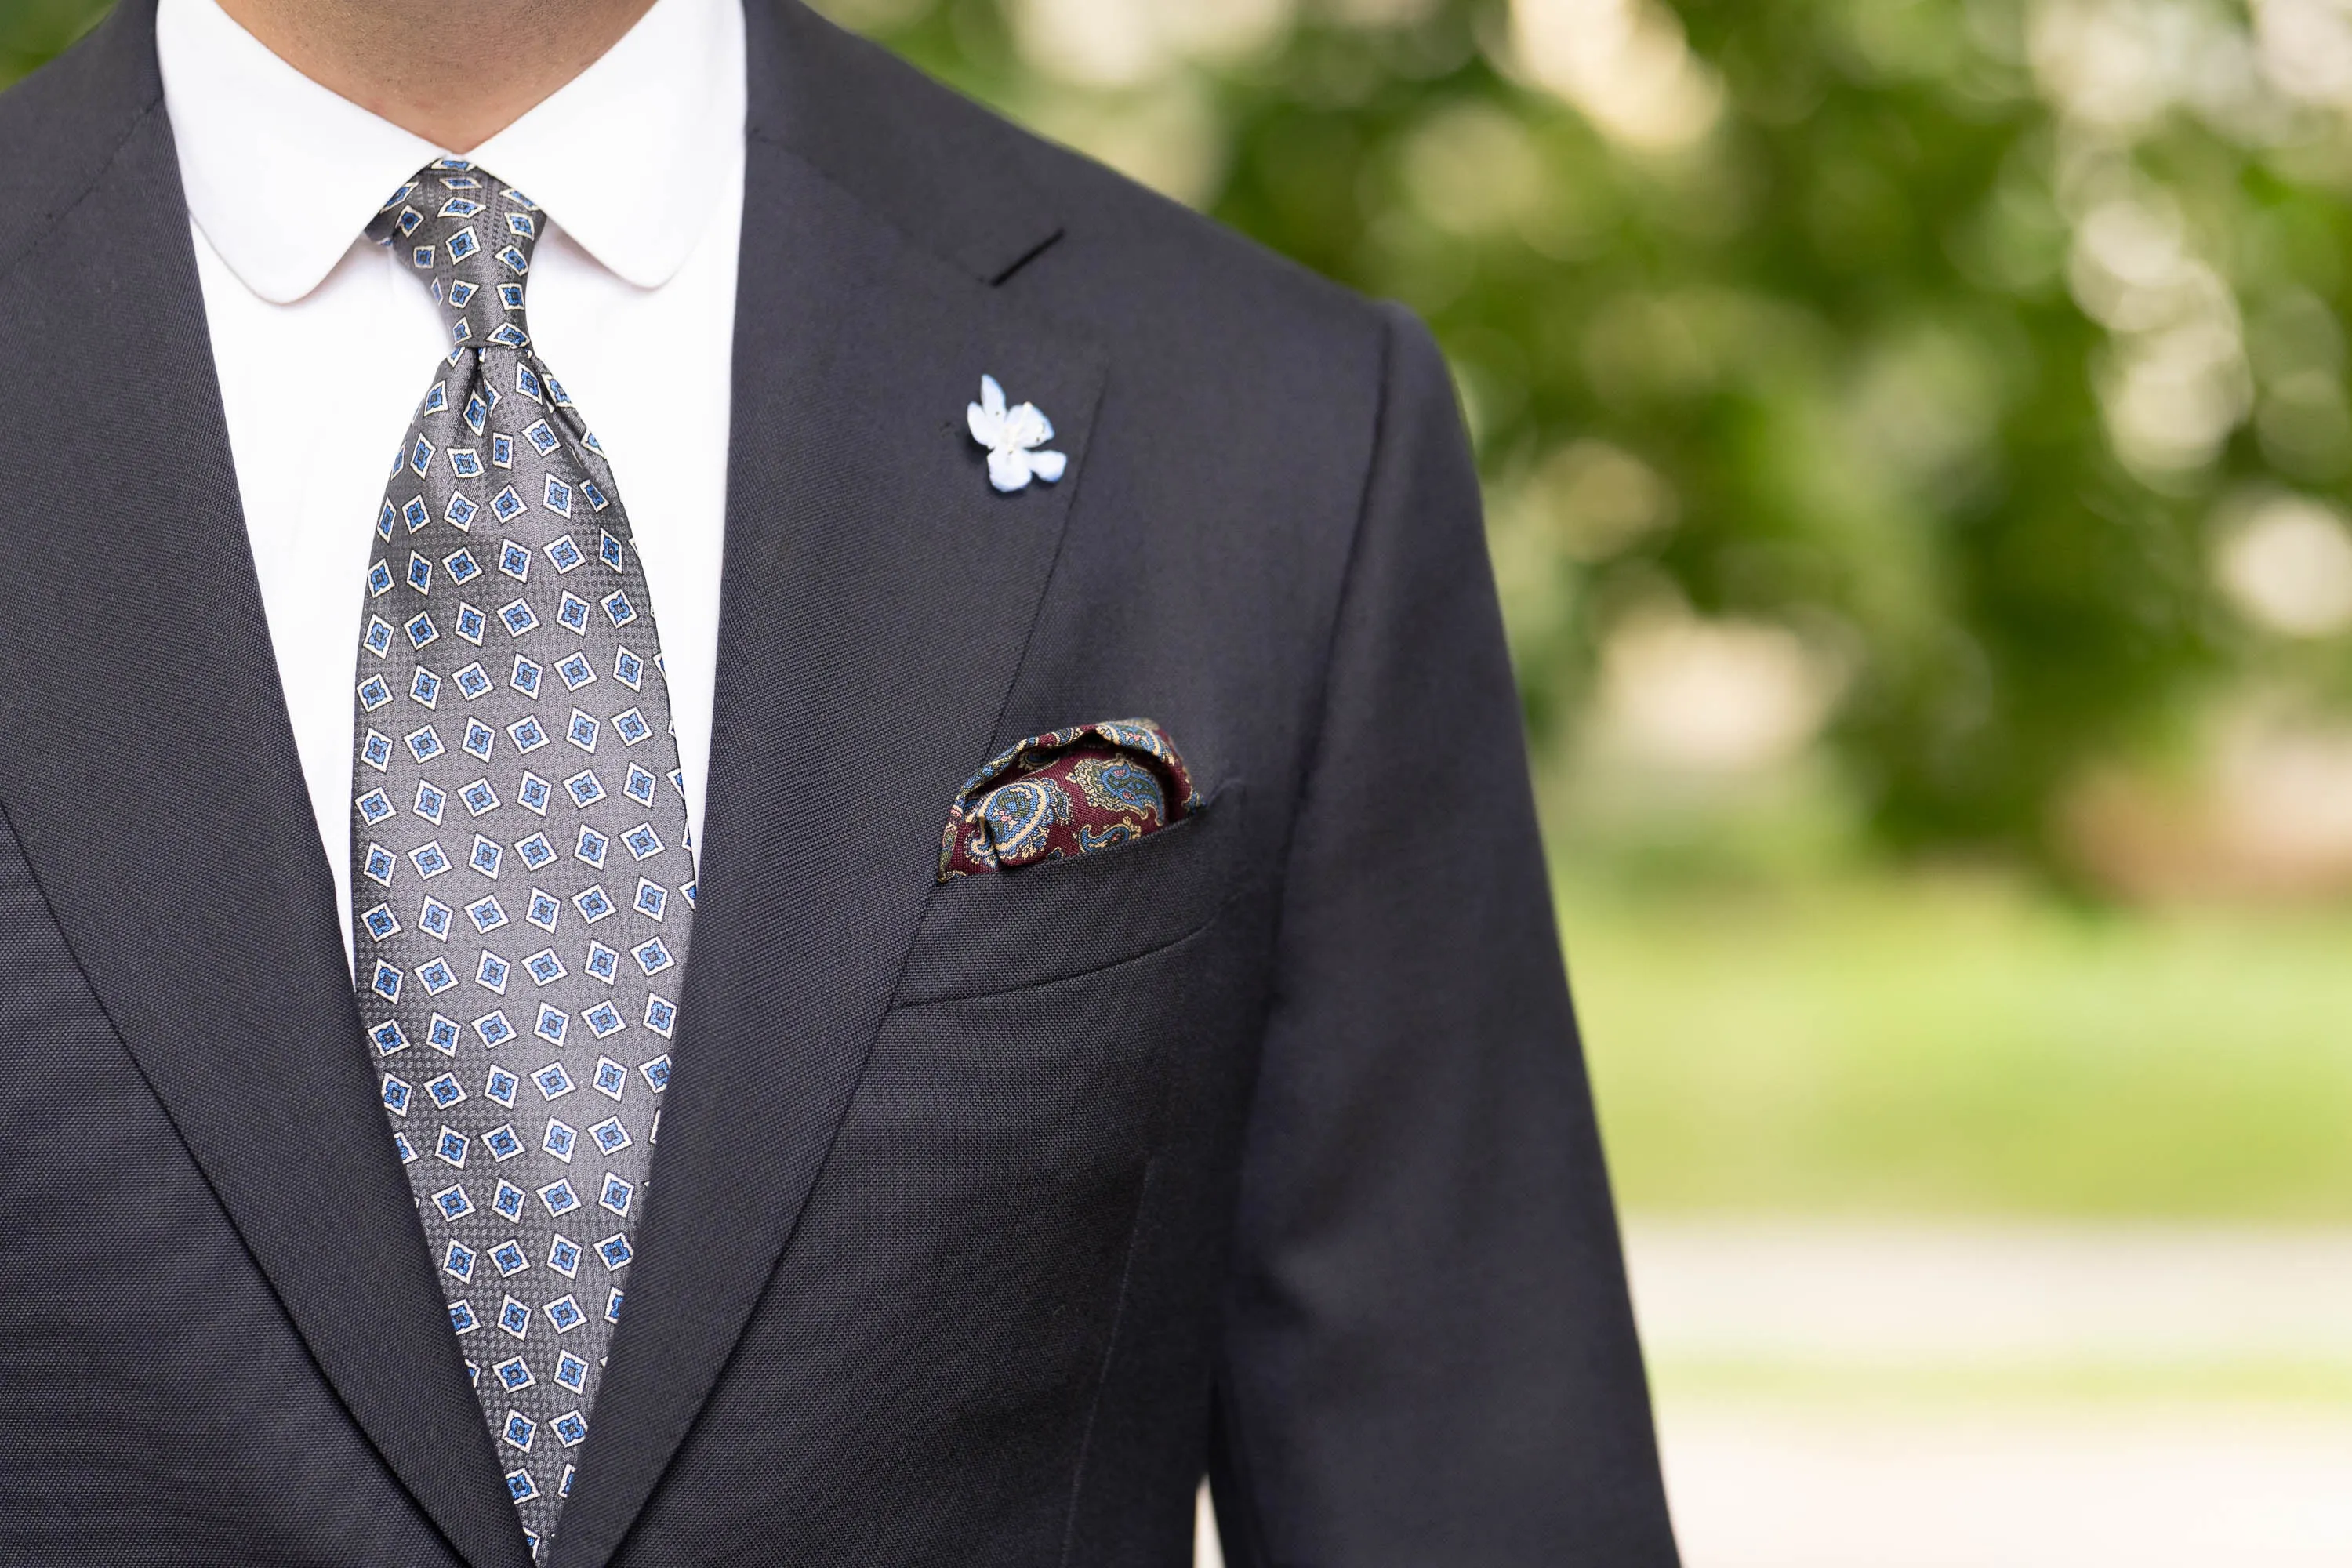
[1207,303,1680,1565]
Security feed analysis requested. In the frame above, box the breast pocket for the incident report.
[891,780,1249,1006]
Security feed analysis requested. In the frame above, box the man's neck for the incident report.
[211,0,660,151]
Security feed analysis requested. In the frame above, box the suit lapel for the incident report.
[0,9,529,1566]
[545,6,1096,1564]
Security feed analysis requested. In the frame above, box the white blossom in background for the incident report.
[1534,439,1682,563]
[1024,80,1230,208]
[1506,0,1723,153]
[2253,0,2352,105]
[2096,310,2252,476]
[2213,492,2352,637]
[996,0,1291,205]
[1007,0,1293,89]
[2030,0,2259,135]
[1399,104,1549,238]
[2067,193,2250,475]
[2066,194,2223,337]
[1319,0,1446,23]
[1595,607,1846,775]
[2030,2,2263,481]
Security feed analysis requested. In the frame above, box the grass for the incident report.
[1561,873,2352,1220]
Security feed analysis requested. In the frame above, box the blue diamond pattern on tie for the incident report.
[352,158,693,1562]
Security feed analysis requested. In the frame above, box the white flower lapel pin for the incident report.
[967,373,1067,494]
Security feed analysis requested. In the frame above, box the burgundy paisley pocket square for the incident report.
[938,718,1203,881]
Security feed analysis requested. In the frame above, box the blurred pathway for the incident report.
[1628,1221,2352,1371]
[1664,1403,2352,1567]
[1624,1221,2352,1567]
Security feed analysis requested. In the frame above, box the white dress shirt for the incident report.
[156,0,746,972]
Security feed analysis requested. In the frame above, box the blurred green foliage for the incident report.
[0,0,102,83]
[1564,872,2352,1217]
[13,0,2352,874]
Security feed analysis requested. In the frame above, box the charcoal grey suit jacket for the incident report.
[0,2,1677,1563]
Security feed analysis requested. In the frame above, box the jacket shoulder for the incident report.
[1013,121,1393,379]
[775,9,1394,412]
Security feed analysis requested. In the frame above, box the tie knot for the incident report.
[368,158,544,353]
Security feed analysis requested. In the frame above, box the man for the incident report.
[0,0,1677,1562]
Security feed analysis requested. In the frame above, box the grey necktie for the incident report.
[350,157,694,1559]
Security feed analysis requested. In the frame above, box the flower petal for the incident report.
[979,373,1007,419]
[1027,448,1067,484]
[1002,401,1053,450]
[967,401,1004,448]
[988,447,1033,492]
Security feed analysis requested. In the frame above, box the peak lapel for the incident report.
[545,8,1098,1564]
[0,13,528,1566]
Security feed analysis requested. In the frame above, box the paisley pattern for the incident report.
[1069,754,1164,819]
[938,717,1200,880]
[979,777,1072,863]
[1076,820,1144,854]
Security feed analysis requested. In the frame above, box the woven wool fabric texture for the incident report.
[351,158,697,1559]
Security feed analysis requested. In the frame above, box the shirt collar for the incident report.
[158,0,744,305]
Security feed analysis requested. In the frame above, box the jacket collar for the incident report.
[743,0,1063,285]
